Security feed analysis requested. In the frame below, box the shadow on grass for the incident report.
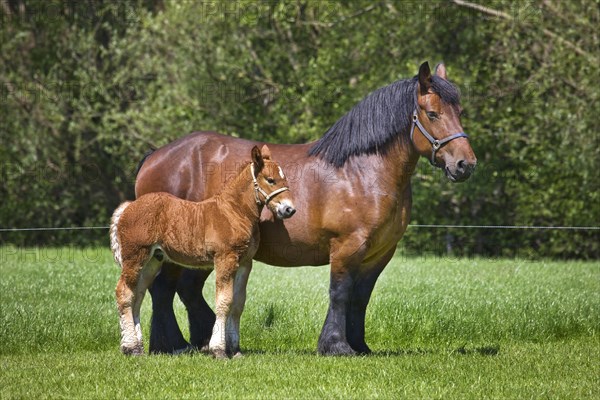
[164,345,500,358]
[373,345,499,357]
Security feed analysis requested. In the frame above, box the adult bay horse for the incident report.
[135,62,477,355]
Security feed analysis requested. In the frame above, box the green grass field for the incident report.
[1,246,598,399]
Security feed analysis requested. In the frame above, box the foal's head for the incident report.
[412,62,477,182]
[251,145,296,219]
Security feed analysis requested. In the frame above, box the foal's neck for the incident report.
[216,165,262,222]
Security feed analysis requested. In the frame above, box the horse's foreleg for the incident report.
[318,237,369,356]
[148,262,190,354]
[209,255,238,359]
[228,261,252,357]
[318,268,356,356]
[346,248,395,354]
[176,268,215,352]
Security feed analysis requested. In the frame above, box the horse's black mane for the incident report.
[308,75,461,167]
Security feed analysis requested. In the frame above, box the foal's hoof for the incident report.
[211,348,228,360]
[121,344,144,356]
[232,351,244,359]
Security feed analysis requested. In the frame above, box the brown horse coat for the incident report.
[135,62,477,355]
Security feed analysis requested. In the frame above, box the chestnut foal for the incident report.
[110,145,295,357]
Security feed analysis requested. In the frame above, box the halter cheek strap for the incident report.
[250,164,290,206]
[410,110,469,166]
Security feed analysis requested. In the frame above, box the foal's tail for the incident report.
[110,201,131,267]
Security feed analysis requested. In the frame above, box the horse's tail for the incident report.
[110,201,131,267]
[135,148,156,176]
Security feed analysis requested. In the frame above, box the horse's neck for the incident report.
[358,138,419,191]
[216,166,261,223]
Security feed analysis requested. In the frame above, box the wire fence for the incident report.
[1,224,599,232]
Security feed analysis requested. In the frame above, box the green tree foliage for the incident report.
[1,0,598,257]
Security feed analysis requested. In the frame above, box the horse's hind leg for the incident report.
[148,263,190,354]
[177,268,216,353]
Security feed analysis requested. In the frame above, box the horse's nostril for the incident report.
[457,159,466,173]
[286,206,296,216]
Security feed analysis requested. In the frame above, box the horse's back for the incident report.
[135,132,256,200]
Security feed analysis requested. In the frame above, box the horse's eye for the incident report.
[426,111,439,120]
[266,178,275,185]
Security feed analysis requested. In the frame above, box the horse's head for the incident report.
[251,145,296,219]
[411,61,477,182]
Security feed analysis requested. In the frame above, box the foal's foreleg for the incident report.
[209,254,239,359]
[229,260,252,357]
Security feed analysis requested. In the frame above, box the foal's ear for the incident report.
[251,145,264,173]
[260,144,272,160]
[418,61,432,95]
[434,63,447,80]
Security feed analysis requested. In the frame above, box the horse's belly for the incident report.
[254,241,329,266]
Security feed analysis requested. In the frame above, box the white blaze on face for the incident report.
[278,166,285,179]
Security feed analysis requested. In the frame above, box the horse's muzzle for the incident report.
[445,158,477,182]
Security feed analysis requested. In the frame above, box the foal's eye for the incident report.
[266,178,275,185]
[426,111,439,120]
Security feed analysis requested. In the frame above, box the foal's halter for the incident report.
[250,164,290,206]
[410,109,469,166]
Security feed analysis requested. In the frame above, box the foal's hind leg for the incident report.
[116,253,162,355]
[116,273,142,355]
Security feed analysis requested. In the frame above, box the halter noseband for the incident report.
[410,109,469,166]
[250,164,290,206]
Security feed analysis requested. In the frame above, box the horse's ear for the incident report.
[434,63,447,80]
[260,144,272,160]
[418,61,432,95]
[251,145,264,173]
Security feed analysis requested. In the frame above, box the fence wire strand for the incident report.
[1,225,599,232]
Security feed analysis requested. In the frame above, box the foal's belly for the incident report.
[154,246,214,271]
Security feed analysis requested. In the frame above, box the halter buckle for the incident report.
[432,140,441,150]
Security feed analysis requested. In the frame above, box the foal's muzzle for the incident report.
[276,201,296,219]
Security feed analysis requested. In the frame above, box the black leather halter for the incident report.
[410,110,469,166]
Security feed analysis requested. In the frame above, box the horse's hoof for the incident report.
[318,341,357,356]
[350,343,372,355]
[199,344,210,354]
[172,345,196,355]
[232,351,244,359]
[211,348,228,359]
